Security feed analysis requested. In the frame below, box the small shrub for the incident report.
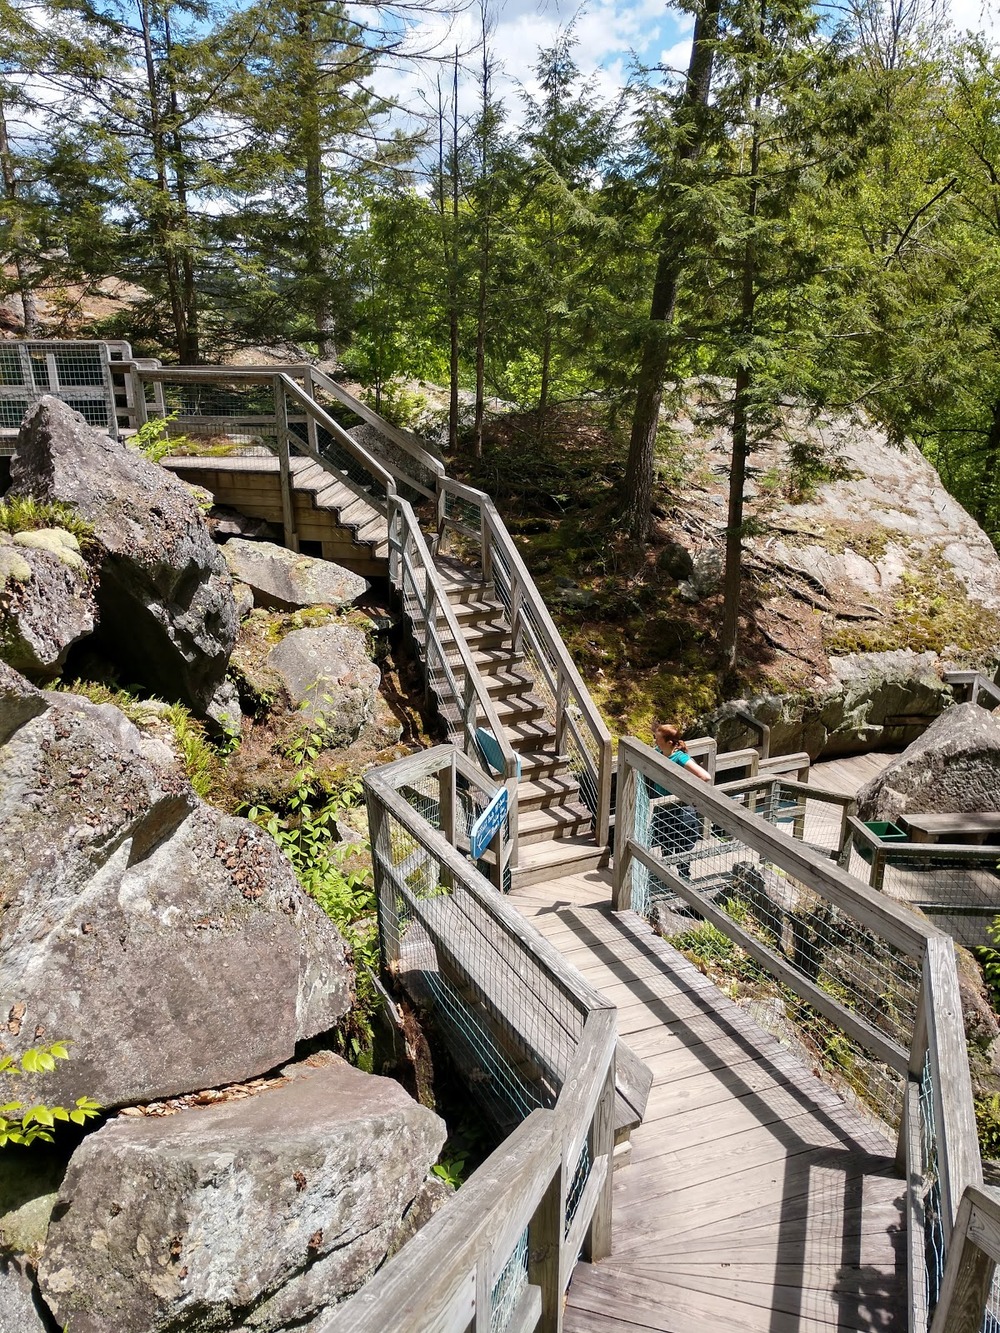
[0,1042,100,1148]
[131,413,197,462]
[976,1094,1000,1161]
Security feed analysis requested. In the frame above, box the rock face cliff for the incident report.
[9,397,238,721]
[676,393,1000,754]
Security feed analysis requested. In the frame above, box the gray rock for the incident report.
[267,625,379,740]
[0,660,48,744]
[678,550,723,602]
[386,1175,453,1257]
[0,539,95,677]
[657,541,695,581]
[38,1053,447,1333]
[857,702,1000,822]
[0,677,352,1110]
[205,675,243,739]
[704,650,952,758]
[208,507,281,542]
[10,398,238,715]
[0,1257,49,1333]
[11,527,85,570]
[233,580,255,620]
[223,538,368,611]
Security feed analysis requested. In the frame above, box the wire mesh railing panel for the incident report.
[443,488,483,536]
[374,792,586,1134]
[159,377,276,428]
[490,1227,529,1333]
[564,1142,591,1236]
[625,759,921,1130]
[846,830,1000,950]
[0,342,117,434]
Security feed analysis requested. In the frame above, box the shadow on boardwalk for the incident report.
[511,871,906,1333]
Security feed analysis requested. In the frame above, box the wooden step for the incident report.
[455,620,511,651]
[510,834,606,888]
[504,717,557,750]
[517,774,582,812]
[435,556,486,602]
[447,645,527,674]
[493,693,546,726]
[514,750,573,782]
[518,803,593,846]
[436,596,508,627]
[478,664,536,699]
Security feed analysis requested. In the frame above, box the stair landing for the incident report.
[509,868,906,1333]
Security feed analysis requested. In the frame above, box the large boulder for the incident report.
[705,650,952,758]
[0,665,352,1110]
[267,624,379,739]
[0,530,95,677]
[37,1053,447,1333]
[222,538,368,611]
[857,702,1000,822]
[9,398,238,715]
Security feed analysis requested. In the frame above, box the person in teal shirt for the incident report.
[650,723,711,880]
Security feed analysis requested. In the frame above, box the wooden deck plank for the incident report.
[507,865,905,1333]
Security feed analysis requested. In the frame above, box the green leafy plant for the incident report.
[244,714,378,1052]
[976,1093,1000,1160]
[0,496,94,546]
[0,1042,100,1148]
[131,412,196,462]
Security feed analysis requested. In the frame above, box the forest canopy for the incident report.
[5,0,1000,562]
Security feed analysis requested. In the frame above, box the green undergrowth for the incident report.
[447,405,726,734]
[0,496,94,548]
[827,557,1000,657]
[243,715,379,1059]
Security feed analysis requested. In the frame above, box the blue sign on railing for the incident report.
[470,787,509,860]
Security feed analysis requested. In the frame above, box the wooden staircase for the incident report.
[165,455,390,576]
[433,556,607,887]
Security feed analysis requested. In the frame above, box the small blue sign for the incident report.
[470,787,509,860]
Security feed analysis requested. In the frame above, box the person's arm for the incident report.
[670,749,712,783]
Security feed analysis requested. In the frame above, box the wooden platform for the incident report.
[808,752,898,798]
[509,869,906,1332]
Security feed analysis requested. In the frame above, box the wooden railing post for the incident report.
[367,795,400,973]
[301,364,321,459]
[480,507,493,585]
[584,1064,615,1262]
[129,365,148,432]
[929,1190,996,1333]
[612,749,637,911]
[528,1161,566,1332]
[439,755,457,891]
[273,375,299,552]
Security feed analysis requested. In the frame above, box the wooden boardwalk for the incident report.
[510,869,906,1333]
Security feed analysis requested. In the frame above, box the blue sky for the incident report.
[370,0,1000,137]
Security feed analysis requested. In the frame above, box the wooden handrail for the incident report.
[613,736,987,1333]
[389,501,521,868]
[309,367,446,481]
[438,477,613,847]
[325,750,618,1332]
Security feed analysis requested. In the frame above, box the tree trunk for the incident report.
[448,53,460,454]
[163,9,199,363]
[298,0,334,361]
[0,101,38,337]
[622,0,721,543]
[720,105,762,675]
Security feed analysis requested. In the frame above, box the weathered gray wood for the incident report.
[272,376,299,552]
[584,1065,615,1262]
[619,738,935,957]
[529,1159,566,1332]
[904,811,1000,842]
[614,1038,653,1127]
[505,1284,543,1333]
[904,1077,929,1333]
[930,1190,997,1333]
[924,936,984,1230]
[316,1111,558,1333]
[612,759,637,912]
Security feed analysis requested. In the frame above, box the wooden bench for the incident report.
[902,812,1000,845]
